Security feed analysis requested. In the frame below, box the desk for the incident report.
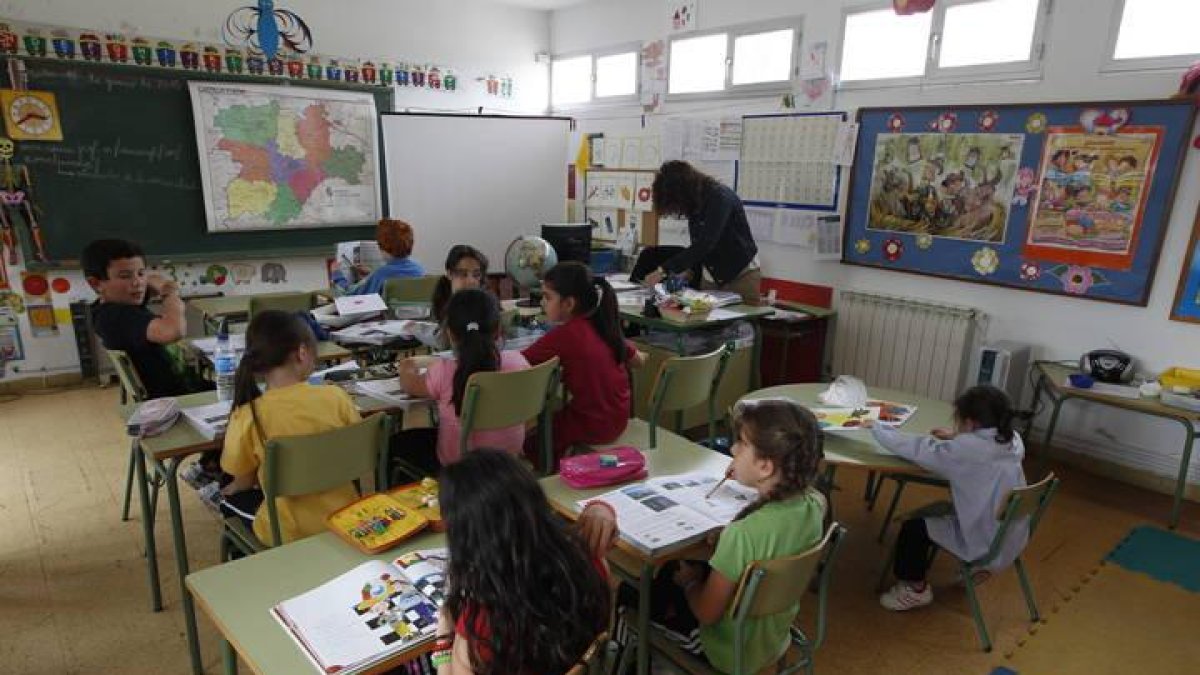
[540,418,730,675]
[186,337,354,367]
[123,389,427,675]
[1031,361,1199,529]
[188,531,446,675]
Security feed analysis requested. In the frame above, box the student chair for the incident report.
[383,275,442,305]
[108,349,159,522]
[458,357,560,474]
[247,291,321,320]
[871,473,952,542]
[219,412,393,559]
[876,473,1060,652]
[617,521,848,675]
[564,632,610,675]
[645,344,733,450]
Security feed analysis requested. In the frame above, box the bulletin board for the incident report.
[842,100,1195,306]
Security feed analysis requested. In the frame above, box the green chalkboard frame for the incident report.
[3,57,392,268]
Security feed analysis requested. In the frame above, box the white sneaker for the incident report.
[879,581,933,611]
[197,482,224,514]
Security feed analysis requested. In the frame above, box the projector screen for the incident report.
[381,113,572,273]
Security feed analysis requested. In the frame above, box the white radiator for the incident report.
[832,290,982,401]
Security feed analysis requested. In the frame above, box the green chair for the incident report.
[459,357,560,473]
[617,521,847,675]
[108,349,158,522]
[383,275,442,314]
[220,412,393,558]
[872,473,951,542]
[564,632,610,675]
[645,344,733,450]
[877,473,1060,652]
[247,291,318,319]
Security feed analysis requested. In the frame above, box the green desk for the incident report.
[540,418,730,675]
[1031,361,1200,529]
[186,337,355,367]
[188,531,446,675]
[122,389,426,675]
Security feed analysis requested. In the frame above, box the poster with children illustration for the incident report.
[843,101,1194,306]
[1024,129,1161,270]
[867,133,1024,243]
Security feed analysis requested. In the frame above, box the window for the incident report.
[595,51,637,97]
[732,29,796,85]
[839,0,1047,86]
[1112,0,1200,62]
[669,33,728,94]
[551,55,591,106]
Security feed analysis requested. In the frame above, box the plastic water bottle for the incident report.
[214,318,237,402]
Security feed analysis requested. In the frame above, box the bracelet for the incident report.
[431,648,453,668]
[433,636,454,650]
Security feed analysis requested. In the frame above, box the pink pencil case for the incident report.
[559,446,647,489]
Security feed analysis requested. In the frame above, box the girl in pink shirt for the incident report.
[398,289,529,468]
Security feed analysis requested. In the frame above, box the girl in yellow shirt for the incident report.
[220,310,362,545]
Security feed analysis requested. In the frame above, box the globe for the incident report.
[504,235,558,291]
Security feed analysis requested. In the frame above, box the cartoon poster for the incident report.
[1024,128,1162,271]
[21,271,57,337]
[866,133,1024,243]
[0,304,22,362]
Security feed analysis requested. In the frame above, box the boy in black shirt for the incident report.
[83,239,204,398]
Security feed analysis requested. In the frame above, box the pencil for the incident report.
[705,469,732,499]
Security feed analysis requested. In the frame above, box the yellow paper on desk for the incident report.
[1160,367,1200,391]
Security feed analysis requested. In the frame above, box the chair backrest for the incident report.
[729,519,847,667]
[646,344,732,447]
[383,275,443,305]
[249,291,316,319]
[262,412,393,547]
[106,349,148,403]
[563,632,609,675]
[460,358,560,449]
[980,472,1060,565]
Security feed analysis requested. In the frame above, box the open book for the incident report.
[273,548,448,675]
[332,320,418,346]
[578,472,758,556]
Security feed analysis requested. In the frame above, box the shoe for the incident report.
[197,482,224,514]
[879,581,933,611]
[180,461,210,489]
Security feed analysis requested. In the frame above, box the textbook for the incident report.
[577,472,758,556]
[355,377,417,407]
[180,400,232,440]
[273,548,448,675]
[332,320,418,346]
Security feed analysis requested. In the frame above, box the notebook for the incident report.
[578,472,758,556]
[272,548,448,675]
[180,400,232,440]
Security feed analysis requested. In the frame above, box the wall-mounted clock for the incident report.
[0,90,63,141]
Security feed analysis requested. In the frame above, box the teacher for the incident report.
[645,160,762,305]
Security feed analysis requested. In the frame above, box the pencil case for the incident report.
[559,446,647,489]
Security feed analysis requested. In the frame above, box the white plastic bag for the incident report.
[818,375,868,408]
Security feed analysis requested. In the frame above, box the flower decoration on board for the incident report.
[977,110,999,132]
[1011,167,1038,207]
[971,247,1000,276]
[916,233,933,250]
[1025,113,1048,134]
[886,113,905,133]
[1049,264,1108,295]
[855,239,871,255]
[1019,261,1041,282]
[883,238,904,262]
[222,0,313,61]
[1079,108,1130,135]
[928,112,958,133]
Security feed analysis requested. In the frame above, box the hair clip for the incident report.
[466,321,480,332]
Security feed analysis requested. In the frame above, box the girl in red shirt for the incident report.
[522,262,646,465]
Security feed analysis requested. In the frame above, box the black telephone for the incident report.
[1080,350,1135,384]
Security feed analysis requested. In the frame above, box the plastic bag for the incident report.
[818,375,868,407]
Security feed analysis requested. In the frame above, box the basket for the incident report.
[659,306,712,324]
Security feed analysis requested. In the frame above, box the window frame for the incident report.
[549,51,594,109]
[592,43,642,102]
[836,0,1050,90]
[1102,0,1200,73]
[666,18,803,102]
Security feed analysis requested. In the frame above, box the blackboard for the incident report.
[4,58,392,266]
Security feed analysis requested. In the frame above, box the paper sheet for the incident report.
[745,206,778,243]
[633,173,655,212]
[585,172,635,209]
[815,215,843,260]
[639,136,662,169]
[621,137,642,169]
[833,122,859,166]
[775,210,819,247]
[602,139,624,170]
[591,138,608,166]
[587,207,621,242]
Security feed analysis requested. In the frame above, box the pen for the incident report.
[705,468,733,499]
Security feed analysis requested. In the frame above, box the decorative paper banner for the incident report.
[20,270,57,336]
[0,303,22,361]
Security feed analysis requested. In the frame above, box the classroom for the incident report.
[1,0,1199,673]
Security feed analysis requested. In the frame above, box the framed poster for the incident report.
[842,101,1195,305]
[1171,204,1200,323]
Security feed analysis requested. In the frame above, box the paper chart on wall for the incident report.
[591,138,608,166]
[586,207,622,242]
[0,305,22,362]
[585,172,635,209]
[639,136,662,169]
[633,173,655,212]
[744,206,777,243]
[814,216,843,260]
[739,114,843,209]
[774,210,818,248]
[621,138,642,169]
[602,140,624,169]
[658,216,691,247]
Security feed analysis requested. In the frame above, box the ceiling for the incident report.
[486,0,595,10]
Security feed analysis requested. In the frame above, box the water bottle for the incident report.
[214,318,237,402]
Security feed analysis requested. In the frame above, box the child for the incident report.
[332,218,425,296]
[522,262,646,461]
[582,398,826,674]
[431,449,610,675]
[872,385,1028,611]
[397,289,529,470]
[219,310,363,545]
[83,239,206,399]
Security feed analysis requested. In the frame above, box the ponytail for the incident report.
[543,262,627,365]
[953,385,1015,444]
[729,399,823,521]
[445,289,501,416]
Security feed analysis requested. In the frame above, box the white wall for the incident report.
[551,0,1200,488]
[0,0,552,381]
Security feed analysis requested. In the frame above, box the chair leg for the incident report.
[961,563,993,652]
[121,442,137,521]
[1014,557,1040,622]
[877,479,906,543]
[222,639,239,675]
[876,542,896,593]
[863,470,877,504]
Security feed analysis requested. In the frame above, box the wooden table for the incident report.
[1032,361,1199,529]
[123,389,427,675]
[540,418,730,675]
[188,531,446,675]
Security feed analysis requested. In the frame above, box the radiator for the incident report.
[832,290,981,401]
